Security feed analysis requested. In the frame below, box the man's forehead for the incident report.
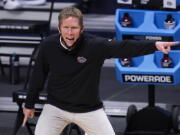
[60,17,81,26]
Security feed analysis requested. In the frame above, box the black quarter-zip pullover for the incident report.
[25,33,157,112]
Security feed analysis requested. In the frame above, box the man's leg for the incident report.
[35,104,70,135]
[74,108,115,135]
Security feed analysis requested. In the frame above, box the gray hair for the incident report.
[58,7,83,28]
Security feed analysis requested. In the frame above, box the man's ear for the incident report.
[81,25,84,33]
[58,26,61,34]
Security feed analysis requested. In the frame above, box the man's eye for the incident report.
[62,27,79,30]
[72,27,78,29]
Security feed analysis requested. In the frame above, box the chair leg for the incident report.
[26,122,34,135]
[74,124,83,135]
[12,103,35,135]
[64,124,84,135]
[64,124,73,135]
[12,103,24,135]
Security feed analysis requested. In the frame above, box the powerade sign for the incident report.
[122,74,173,84]
[122,35,173,41]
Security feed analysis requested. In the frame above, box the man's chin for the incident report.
[64,40,74,46]
[66,44,74,47]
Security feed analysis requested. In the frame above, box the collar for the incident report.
[59,36,69,50]
[59,34,83,52]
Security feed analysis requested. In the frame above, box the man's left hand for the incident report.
[155,41,180,54]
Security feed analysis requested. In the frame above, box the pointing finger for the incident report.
[166,41,180,47]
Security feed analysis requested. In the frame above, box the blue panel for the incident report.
[115,9,180,85]
[115,9,180,41]
[177,0,180,6]
[115,51,180,85]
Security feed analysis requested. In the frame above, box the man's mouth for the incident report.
[66,37,74,41]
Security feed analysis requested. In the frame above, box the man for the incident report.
[23,7,179,135]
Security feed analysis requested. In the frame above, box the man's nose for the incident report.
[68,28,73,35]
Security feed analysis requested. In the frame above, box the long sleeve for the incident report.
[100,39,157,59]
[25,43,49,109]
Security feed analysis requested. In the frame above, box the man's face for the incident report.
[59,17,83,47]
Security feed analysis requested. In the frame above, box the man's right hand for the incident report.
[22,108,35,127]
